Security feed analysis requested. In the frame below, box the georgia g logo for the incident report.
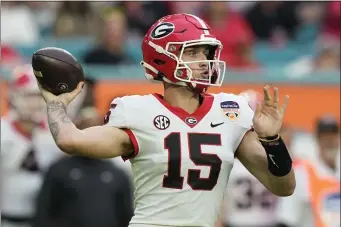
[151,23,175,39]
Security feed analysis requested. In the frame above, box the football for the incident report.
[31,47,84,95]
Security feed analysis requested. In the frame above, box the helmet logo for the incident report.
[151,22,175,39]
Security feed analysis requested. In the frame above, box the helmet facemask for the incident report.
[165,38,226,89]
[142,30,226,92]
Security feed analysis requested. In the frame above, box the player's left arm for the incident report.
[236,130,295,197]
[236,86,296,197]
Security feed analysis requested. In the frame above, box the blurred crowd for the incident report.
[0,1,340,227]
[1,1,340,75]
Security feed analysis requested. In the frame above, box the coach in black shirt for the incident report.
[32,155,133,227]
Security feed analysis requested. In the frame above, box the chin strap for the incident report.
[162,77,188,87]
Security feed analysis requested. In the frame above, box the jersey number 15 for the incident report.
[163,133,222,191]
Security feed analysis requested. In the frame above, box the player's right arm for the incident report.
[38,82,134,159]
[53,122,133,159]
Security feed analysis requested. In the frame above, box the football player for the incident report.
[37,14,295,227]
[1,64,61,227]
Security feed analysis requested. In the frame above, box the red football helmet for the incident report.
[7,64,46,124]
[141,13,226,92]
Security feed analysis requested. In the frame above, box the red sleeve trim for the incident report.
[122,129,139,161]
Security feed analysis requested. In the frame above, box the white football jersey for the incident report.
[104,92,254,227]
[1,116,62,216]
[222,159,278,227]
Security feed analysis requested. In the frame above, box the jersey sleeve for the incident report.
[237,94,254,129]
[104,97,128,128]
[233,95,255,152]
[103,97,140,161]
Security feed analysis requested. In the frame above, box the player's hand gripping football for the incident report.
[252,85,289,138]
[37,81,84,106]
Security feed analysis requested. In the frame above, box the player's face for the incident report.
[180,45,210,80]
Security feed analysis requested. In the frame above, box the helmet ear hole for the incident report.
[207,46,217,60]
[153,59,166,65]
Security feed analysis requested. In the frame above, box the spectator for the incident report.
[54,1,97,37]
[121,2,171,38]
[32,110,134,227]
[169,2,205,17]
[83,8,133,65]
[296,2,325,26]
[314,46,340,71]
[26,2,59,37]
[285,44,340,78]
[321,2,340,42]
[1,2,39,45]
[226,2,256,13]
[245,2,300,41]
[204,2,260,70]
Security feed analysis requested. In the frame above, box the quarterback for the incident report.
[37,14,295,227]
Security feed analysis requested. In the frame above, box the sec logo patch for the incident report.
[154,115,170,130]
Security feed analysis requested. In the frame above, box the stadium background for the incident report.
[1,1,340,227]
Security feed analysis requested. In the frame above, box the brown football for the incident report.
[31,47,84,95]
